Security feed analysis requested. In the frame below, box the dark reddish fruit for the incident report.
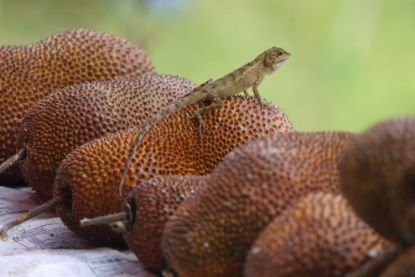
[53,97,293,247]
[0,28,154,185]
[161,132,353,277]
[244,192,389,277]
[17,74,194,200]
[339,118,415,245]
[124,175,207,272]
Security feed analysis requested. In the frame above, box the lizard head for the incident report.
[262,47,290,74]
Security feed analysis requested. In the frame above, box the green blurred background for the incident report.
[0,0,414,131]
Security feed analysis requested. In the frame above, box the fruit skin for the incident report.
[161,131,354,277]
[16,74,195,200]
[339,118,415,246]
[53,96,293,247]
[244,192,389,277]
[0,28,155,186]
[380,247,415,277]
[124,176,207,272]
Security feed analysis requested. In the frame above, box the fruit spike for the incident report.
[339,118,415,246]
[244,192,389,277]
[0,195,66,240]
[0,28,154,186]
[80,212,129,228]
[53,96,293,247]
[161,131,354,277]
[11,74,194,200]
[0,149,25,175]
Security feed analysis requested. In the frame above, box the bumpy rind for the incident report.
[124,175,207,272]
[161,131,354,277]
[244,192,389,277]
[17,74,195,200]
[0,28,155,185]
[339,118,415,245]
[54,96,293,247]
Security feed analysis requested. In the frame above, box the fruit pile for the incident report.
[1,29,414,276]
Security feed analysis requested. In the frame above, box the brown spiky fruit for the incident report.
[244,192,389,277]
[380,247,415,277]
[339,118,415,246]
[54,96,293,246]
[0,28,154,186]
[161,131,354,277]
[16,74,195,200]
[124,176,207,272]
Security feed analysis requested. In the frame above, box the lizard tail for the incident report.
[118,123,152,222]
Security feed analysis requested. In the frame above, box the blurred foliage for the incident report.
[0,0,414,131]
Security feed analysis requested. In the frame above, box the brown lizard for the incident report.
[117,46,290,223]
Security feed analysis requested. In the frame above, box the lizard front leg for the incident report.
[193,96,224,136]
[252,85,263,107]
[252,75,265,107]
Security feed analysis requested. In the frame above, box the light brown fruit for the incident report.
[53,96,293,246]
[339,118,415,246]
[161,131,354,277]
[244,192,389,277]
[124,176,207,272]
[0,28,154,185]
[16,74,194,200]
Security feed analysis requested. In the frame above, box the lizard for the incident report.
[116,46,290,225]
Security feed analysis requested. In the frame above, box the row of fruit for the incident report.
[0,29,413,276]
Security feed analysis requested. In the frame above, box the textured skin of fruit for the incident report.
[161,131,354,277]
[244,192,389,277]
[124,176,207,272]
[0,28,155,186]
[339,118,415,245]
[16,74,195,200]
[54,96,293,246]
[380,247,415,277]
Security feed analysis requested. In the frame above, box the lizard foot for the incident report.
[252,86,264,108]
[192,110,205,138]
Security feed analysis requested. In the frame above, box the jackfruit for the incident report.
[161,132,353,276]
[17,74,194,200]
[244,192,389,277]
[0,28,154,185]
[53,97,293,246]
[339,118,415,245]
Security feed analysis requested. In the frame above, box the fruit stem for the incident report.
[346,245,402,277]
[80,212,129,227]
[0,194,64,240]
[0,149,26,175]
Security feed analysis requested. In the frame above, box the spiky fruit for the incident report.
[124,176,207,272]
[244,192,389,277]
[16,74,194,200]
[339,118,415,245]
[161,132,354,277]
[54,96,293,246]
[0,28,154,186]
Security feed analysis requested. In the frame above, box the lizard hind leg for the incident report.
[193,96,224,137]
[199,78,214,87]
